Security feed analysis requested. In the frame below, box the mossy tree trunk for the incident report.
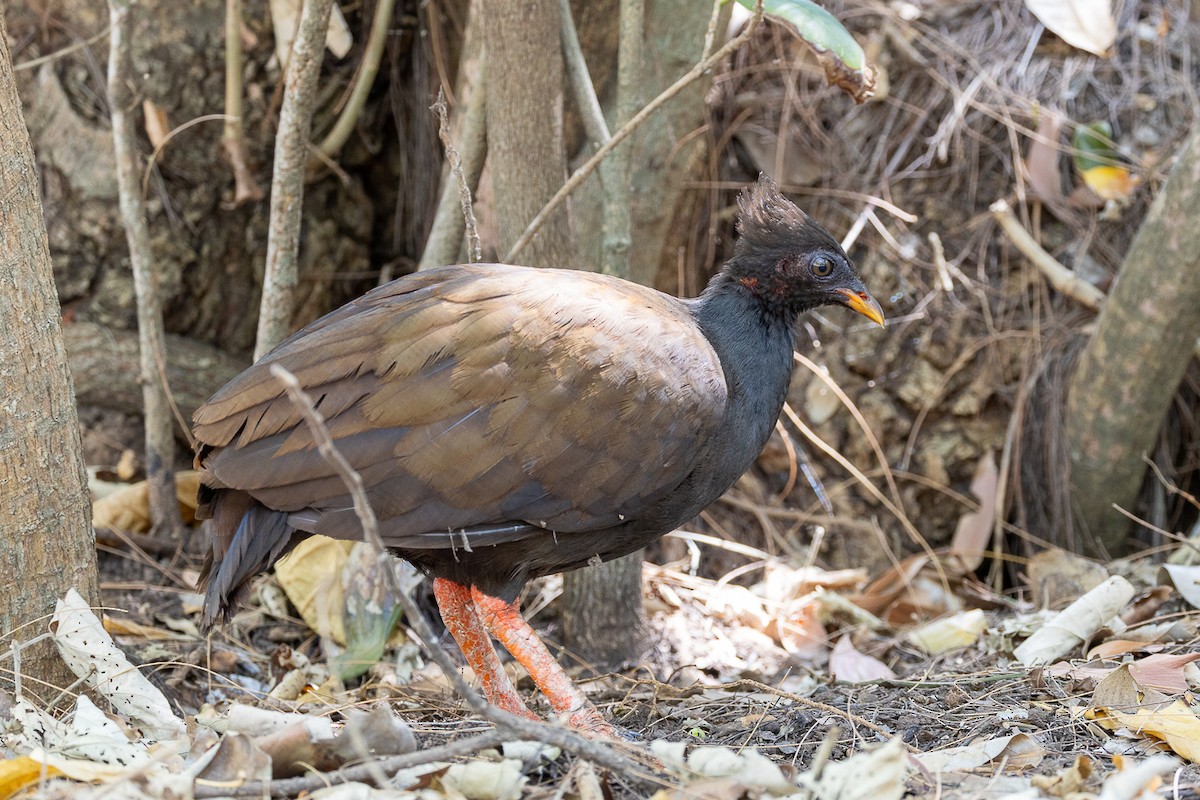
[0,13,100,698]
[1067,131,1200,553]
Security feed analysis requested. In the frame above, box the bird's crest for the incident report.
[734,175,840,261]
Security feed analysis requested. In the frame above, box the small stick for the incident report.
[431,88,481,264]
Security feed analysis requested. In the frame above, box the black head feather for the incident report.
[719,175,881,325]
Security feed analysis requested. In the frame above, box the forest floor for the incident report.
[16,526,1190,800]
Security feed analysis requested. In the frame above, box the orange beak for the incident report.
[835,288,885,327]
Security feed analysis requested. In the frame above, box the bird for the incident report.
[193,176,884,736]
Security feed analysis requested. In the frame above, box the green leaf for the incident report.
[735,0,876,102]
[1072,121,1120,172]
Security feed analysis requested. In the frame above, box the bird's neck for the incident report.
[690,278,799,480]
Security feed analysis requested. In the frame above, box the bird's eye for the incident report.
[811,256,834,277]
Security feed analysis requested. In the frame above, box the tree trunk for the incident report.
[0,14,100,698]
[1067,131,1200,553]
[483,0,574,268]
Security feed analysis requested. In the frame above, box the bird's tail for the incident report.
[197,487,299,631]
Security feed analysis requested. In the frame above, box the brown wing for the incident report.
[194,264,728,549]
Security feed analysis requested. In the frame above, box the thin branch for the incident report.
[505,0,762,262]
[13,25,111,71]
[194,730,508,798]
[991,197,1200,360]
[314,0,397,160]
[559,0,610,146]
[106,0,181,538]
[221,0,264,205]
[429,88,481,264]
[419,0,487,271]
[254,0,336,360]
[268,366,656,780]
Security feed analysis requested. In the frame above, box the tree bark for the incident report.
[483,0,574,268]
[0,14,100,697]
[1067,131,1200,553]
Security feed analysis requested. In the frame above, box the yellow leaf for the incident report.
[274,536,354,644]
[1082,165,1140,201]
[91,470,202,531]
[0,756,62,799]
[1090,699,1200,762]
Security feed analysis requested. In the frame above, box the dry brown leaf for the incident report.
[829,635,896,682]
[141,100,169,150]
[1128,653,1200,694]
[91,470,202,532]
[1027,548,1109,609]
[1025,113,1065,206]
[770,596,827,660]
[274,536,354,644]
[913,732,1046,773]
[1087,640,1165,660]
[949,451,997,571]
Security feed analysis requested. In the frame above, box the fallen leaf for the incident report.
[1128,653,1200,694]
[1027,548,1109,609]
[1014,575,1134,665]
[51,589,186,741]
[829,635,896,682]
[1089,665,1200,762]
[141,100,169,150]
[441,758,526,800]
[1024,0,1116,56]
[0,755,61,798]
[91,471,202,532]
[268,0,353,69]
[274,536,354,644]
[913,732,1046,772]
[949,451,997,571]
[803,738,908,800]
[1087,640,1164,660]
[1082,165,1140,202]
[1025,113,1066,206]
[1161,564,1200,610]
[908,609,987,655]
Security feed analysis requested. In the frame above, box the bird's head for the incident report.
[724,176,884,326]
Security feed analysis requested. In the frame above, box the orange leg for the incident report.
[432,578,537,720]
[470,585,615,737]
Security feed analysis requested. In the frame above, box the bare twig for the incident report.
[422,88,477,266]
[194,729,508,798]
[559,0,610,146]
[314,0,397,160]
[254,0,336,359]
[268,366,656,780]
[419,0,487,271]
[14,25,111,71]
[992,198,1200,360]
[505,0,763,262]
[221,0,263,205]
[990,198,1105,308]
[106,0,181,538]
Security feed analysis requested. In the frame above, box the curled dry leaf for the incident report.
[1014,575,1134,666]
[1160,564,1200,610]
[91,470,201,532]
[913,732,1046,773]
[803,738,908,800]
[51,589,186,741]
